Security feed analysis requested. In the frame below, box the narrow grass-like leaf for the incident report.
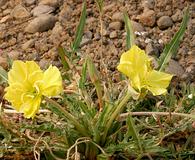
[0,66,8,84]
[125,116,143,153]
[79,58,87,89]
[71,0,87,52]
[123,12,135,50]
[45,97,89,136]
[95,103,113,143]
[6,55,13,69]
[0,118,11,142]
[58,46,70,71]
[95,0,104,13]
[158,7,189,71]
[87,56,103,110]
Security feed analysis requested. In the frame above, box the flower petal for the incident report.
[42,65,63,96]
[145,70,173,95]
[8,61,43,91]
[26,61,43,85]
[8,60,27,85]
[117,51,133,77]
[21,96,41,119]
[4,83,26,111]
[117,45,151,91]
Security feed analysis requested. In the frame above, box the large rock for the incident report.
[25,15,57,33]
[31,5,55,16]
[11,4,30,19]
[157,16,173,30]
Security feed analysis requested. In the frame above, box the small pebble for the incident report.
[112,12,123,22]
[31,5,55,17]
[22,39,35,50]
[139,9,156,27]
[109,31,118,39]
[157,16,173,30]
[109,21,123,30]
[25,15,57,33]
[11,4,30,19]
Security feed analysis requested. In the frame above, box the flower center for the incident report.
[22,83,42,101]
[33,83,40,95]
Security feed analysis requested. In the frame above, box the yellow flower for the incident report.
[117,45,173,98]
[4,60,63,118]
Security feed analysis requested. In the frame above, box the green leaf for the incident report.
[94,103,113,143]
[97,154,110,160]
[123,12,135,50]
[0,66,8,84]
[71,0,87,53]
[21,123,62,135]
[87,56,103,110]
[125,116,143,153]
[6,55,13,69]
[158,7,190,71]
[79,58,87,89]
[45,97,89,137]
[0,120,11,143]
[58,46,70,71]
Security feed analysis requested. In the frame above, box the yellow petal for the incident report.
[4,83,26,111]
[117,51,133,77]
[8,60,27,85]
[131,46,150,79]
[41,65,63,96]
[117,45,152,91]
[21,96,41,119]
[145,70,173,95]
[8,61,43,91]
[26,61,43,85]
[118,45,150,77]
[131,74,141,91]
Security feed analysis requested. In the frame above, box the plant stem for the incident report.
[119,111,195,121]
[102,92,131,144]
[100,12,103,61]
[44,97,89,137]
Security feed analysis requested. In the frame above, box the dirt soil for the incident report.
[0,0,195,86]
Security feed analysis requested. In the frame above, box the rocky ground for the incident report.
[0,1,195,159]
[0,0,194,85]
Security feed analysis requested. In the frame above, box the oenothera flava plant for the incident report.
[1,6,192,160]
